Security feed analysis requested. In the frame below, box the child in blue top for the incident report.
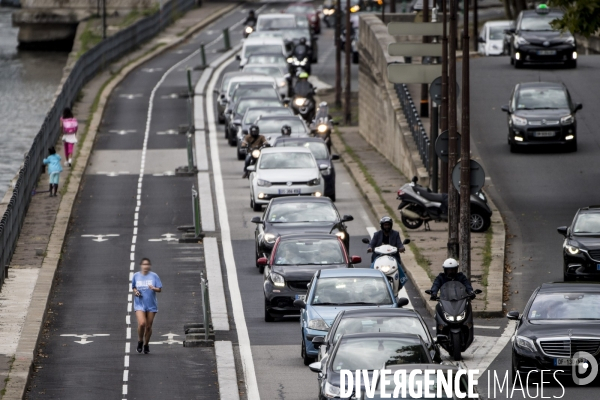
[132,258,162,354]
[43,147,63,197]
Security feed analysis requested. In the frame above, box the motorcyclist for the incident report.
[429,258,474,300]
[281,124,292,137]
[241,125,268,178]
[293,71,315,99]
[367,216,406,264]
[293,37,310,59]
[244,10,257,26]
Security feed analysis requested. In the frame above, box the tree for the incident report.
[548,0,600,37]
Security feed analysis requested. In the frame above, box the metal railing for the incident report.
[395,84,430,171]
[0,0,196,288]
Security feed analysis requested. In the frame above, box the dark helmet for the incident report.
[299,37,307,45]
[443,258,459,279]
[248,9,255,16]
[379,216,393,232]
[249,124,260,137]
[281,125,292,136]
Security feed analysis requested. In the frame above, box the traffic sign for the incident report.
[452,160,486,195]
[435,130,461,163]
[429,76,460,105]
[388,43,443,57]
[388,22,444,36]
[387,64,442,84]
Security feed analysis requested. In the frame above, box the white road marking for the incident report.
[142,67,163,73]
[123,370,129,381]
[126,327,131,339]
[197,172,216,231]
[149,333,183,345]
[125,342,130,354]
[203,237,230,330]
[215,341,241,400]
[206,53,261,400]
[124,356,129,367]
[109,129,137,135]
[60,334,110,344]
[148,233,179,242]
[126,315,131,325]
[123,385,128,395]
[161,93,181,99]
[156,129,179,135]
[81,234,120,242]
[119,94,143,99]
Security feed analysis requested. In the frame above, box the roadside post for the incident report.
[176,70,198,177]
[194,43,207,70]
[447,0,459,259]
[183,272,215,347]
[221,28,231,52]
[178,186,205,241]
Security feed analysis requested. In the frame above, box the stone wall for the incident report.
[357,13,429,185]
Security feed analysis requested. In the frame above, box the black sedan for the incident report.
[274,137,339,200]
[507,6,577,68]
[558,206,600,281]
[501,82,582,152]
[225,96,282,146]
[253,115,310,145]
[251,196,353,270]
[224,84,281,142]
[261,234,361,321]
[309,333,433,400]
[313,308,441,364]
[508,282,600,383]
[236,106,294,160]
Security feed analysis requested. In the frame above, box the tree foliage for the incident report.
[548,0,600,37]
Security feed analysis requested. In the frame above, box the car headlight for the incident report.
[308,318,329,331]
[263,233,276,244]
[278,80,287,87]
[307,177,321,186]
[257,179,271,187]
[515,36,529,47]
[443,312,455,322]
[566,245,580,255]
[270,272,285,287]
[252,149,261,159]
[317,124,328,133]
[294,97,306,107]
[455,311,466,321]
[324,382,340,398]
[515,336,537,353]
[335,232,346,240]
[511,115,527,126]
[561,114,574,125]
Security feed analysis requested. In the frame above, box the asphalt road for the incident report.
[469,55,600,399]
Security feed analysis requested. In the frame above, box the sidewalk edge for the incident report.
[1,5,237,399]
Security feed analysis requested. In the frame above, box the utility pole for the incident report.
[473,0,478,52]
[102,0,107,39]
[440,0,448,193]
[447,0,459,259]
[382,0,385,21]
[420,0,429,117]
[390,0,396,13]
[460,0,471,277]
[335,0,342,108]
[344,0,352,124]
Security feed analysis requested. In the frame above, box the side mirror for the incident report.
[397,297,409,307]
[308,362,322,373]
[557,226,568,237]
[319,164,329,171]
[507,310,520,320]
[312,336,325,348]
[436,334,449,343]
[403,238,411,245]
[331,154,340,161]
[361,237,370,244]
[341,214,354,222]
[246,165,256,172]
[474,289,483,295]
[257,257,268,265]
[478,37,486,43]
[235,54,241,61]
[293,299,306,309]
[574,103,583,112]
[350,256,362,264]
[501,105,510,113]
[424,289,432,295]
[251,216,262,224]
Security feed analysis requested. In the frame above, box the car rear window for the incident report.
[236,99,281,116]
[333,316,429,345]
[267,201,338,222]
[257,17,297,31]
[274,239,344,265]
[244,44,283,58]
[259,152,315,169]
[257,118,307,134]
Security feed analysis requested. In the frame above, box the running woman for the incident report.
[132,258,162,354]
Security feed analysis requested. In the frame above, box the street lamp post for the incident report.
[335,0,342,108]
[440,0,448,193]
[420,0,430,118]
[344,0,352,124]
[447,0,459,259]
[460,0,471,277]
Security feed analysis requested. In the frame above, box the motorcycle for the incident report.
[361,237,410,297]
[425,282,482,361]
[309,110,336,152]
[397,176,492,233]
[243,21,255,39]
[291,95,315,123]
[287,45,312,75]
[241,142,271,176]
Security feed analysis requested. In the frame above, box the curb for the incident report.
[331,131,505,318]
[1,5,238,399]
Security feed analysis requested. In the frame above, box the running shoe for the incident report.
[137,341,143,353]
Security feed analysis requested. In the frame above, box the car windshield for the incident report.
[259,152,315,169]
[374,374,455,399]
[277,141,329,159]
[245,108,291,124]
[332,338,428,371]
[257,17,297,31]
[274,239,344,265]
[285,5,314,13]
[248,55,288,65]
[244,44,283,58]
[516,87,569,110]
[244,66,285,76]
[232,87,278,103]
[283,29,312,41]
[528,293,600,320]
[257,119,308,134]
[236,99,281,116]
[573,213,600,234]
[248,31,284,39]
[312,277,393,306]
[489,26,507,40]
[520,14,562,31]
[229,82,272,97]
[333,317,429,345]
[267,201,338,223]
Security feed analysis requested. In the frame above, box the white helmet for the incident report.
[443,258,459,276]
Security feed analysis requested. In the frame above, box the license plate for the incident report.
[534,131,556,137]
[537,50,557,55]
[554,358,586,366]
[278,188,301,195]
[295,295,306,301]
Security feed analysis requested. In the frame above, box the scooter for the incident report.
[361,237,410,297]
[425,282,482,361]
[243,21,255,39]
[397,176,493,233]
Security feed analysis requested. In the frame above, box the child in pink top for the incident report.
[60,107,78,167]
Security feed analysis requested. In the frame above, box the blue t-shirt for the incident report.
[132,271,162,312]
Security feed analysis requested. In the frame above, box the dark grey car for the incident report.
[237,106,294,159]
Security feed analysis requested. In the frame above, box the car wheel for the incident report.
[568,139,578,152]
[218,114,225,124]
[302,337,315,366]
[264,299,275,322]
[329,192,336,202]
[509,142,519,153]
[228,136,237,147]
[352,51,359,64]
[470,208,491,232]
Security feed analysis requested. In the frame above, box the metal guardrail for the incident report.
[0,0,196,288]
[394,83,430,171]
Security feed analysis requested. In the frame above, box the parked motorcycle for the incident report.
[425,282,482,361]
[361,237,410,297]
[243,21,255,39]
[397,176,492,233]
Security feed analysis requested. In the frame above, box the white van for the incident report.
[255,14,297,32]
[478,20,512,56]
[237,37,288,68]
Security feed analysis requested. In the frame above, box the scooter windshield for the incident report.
[439,281,468,301]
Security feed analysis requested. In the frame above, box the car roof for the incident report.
[279,233,342,241]
[258,13,296,20]
[229,75,275,83]
[485,20,511,27]
[244,63,287,70]
[248,52,287,58]
[340,332,423,342]
[275,137,325,145]
[517,82,566,90]
[258,115,302,121]
[243,37,285,45]
[261,147,312,154]
[539,282,600,292]
[339,308,420,318]
[269,196,333,204]
[319,268,385,278]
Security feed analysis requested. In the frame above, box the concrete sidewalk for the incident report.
[331,127,505,317]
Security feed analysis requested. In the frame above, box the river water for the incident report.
[0,7,68,199]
